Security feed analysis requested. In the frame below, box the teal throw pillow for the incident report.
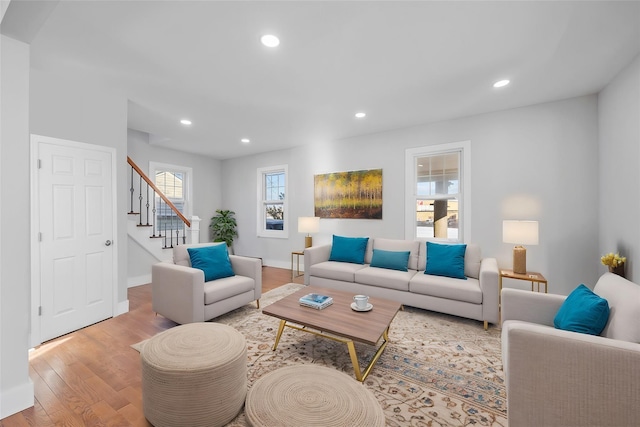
[329,235,369,264]
[554,284,610,335]
[187,244,235,282]
[424,242,467,280]
[370,249,410,272]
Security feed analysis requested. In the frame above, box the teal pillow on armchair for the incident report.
[187,244,235,282]
[554,284,610,335]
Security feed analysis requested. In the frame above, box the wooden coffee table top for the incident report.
[262,286,401,346]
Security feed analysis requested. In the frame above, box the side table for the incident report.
[499,269,548,293]
[291,251,304,281]
[499,269,547,315]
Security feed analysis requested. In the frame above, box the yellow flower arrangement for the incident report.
[601,252,626,268]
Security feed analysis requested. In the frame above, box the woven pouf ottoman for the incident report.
[245,365,385,427]
[141,323,247,427]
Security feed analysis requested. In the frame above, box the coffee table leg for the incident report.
[346,341,363,382]
[272,320,286,351]
[347,327,390,383]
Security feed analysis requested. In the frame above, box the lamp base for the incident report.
[304,236,313,248]
[513,245,527,274]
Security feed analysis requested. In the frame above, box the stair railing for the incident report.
[127,156,190,249]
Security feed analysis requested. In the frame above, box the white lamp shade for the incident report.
[503,220,539,245]
[298,217,320,234]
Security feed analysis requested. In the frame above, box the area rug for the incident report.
[136,284,507,426]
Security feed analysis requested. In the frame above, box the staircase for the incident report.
[126,157,200,264]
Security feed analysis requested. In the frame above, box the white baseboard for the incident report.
[263,259,305,273]
[127,274,151,288]
[1,380,34,419]
[114,299,129,317]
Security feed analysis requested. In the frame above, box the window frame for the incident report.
[257,164,289,239]
[149,161,193,229]
[405,141,471,242]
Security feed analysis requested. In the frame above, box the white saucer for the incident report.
[351,302,373,312]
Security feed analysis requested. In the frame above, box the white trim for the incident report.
[256,164,289,239]
[1,379,34,419]
[127,274,151,288]
[29,134,119,347]
[114,299,130,317]
[405,140,471,242]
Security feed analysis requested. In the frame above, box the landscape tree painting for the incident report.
[314,169,383,219]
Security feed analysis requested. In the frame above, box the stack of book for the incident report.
[299,293,333,310]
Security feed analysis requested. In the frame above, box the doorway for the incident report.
[31,134,117,345]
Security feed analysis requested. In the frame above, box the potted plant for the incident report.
[601,252,626,277]
[210,209,238,249]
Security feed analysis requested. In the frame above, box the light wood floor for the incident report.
[1,266,301,427]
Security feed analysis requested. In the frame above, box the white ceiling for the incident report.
[3,1,640,159]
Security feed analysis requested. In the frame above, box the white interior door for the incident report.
[34,136,115,343]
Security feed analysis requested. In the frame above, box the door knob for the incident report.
[105,240,112,246]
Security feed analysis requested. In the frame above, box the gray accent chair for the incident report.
[152,242,262,324]
[501,272,640,427]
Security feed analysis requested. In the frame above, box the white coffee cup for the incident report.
[353,294,369,309]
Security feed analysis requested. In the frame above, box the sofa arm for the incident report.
[230,255,262,300]
[502,321,640,427]
[303,244,331,285]
[151,262,205,324]
[501,288,565,327]
[478,257,499,324]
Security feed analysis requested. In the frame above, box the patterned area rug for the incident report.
[138,284,507,426]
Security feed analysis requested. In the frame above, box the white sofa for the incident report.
[304,238,499,328]
[501,272,640,426]
[152,242,262,324]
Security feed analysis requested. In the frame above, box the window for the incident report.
[257,165,288,238]
[150,162,192,234]
[405,141,470,242]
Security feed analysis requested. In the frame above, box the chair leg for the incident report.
[484,320,488,330]
[256,299,260,309]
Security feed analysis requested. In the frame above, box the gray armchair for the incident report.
[152,243,262,324]
[501,272,640,427]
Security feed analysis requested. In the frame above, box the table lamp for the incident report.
[298,217,320,248]
[503,220,539,274]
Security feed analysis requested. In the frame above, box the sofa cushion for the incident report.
[188,244,235,281]
[309,261,366,283]
[368,238,420,270]
[204,275,254,305]
[329,235,369,264]
[370,249,411,272]
[354,267,415,291]
[554,284,610,336]
[417,242,481,279]
[424,242,467,280]
[410,274,482,304]
[593,273,640,342]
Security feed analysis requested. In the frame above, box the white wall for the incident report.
[598,55,640,281]
[127,129,222,282]
[223,95,600,295]
[0,34,34,418]
[29,68,129,314]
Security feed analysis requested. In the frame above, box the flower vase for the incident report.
[608,264,625,278]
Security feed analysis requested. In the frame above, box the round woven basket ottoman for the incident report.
[245,365,385,427]
[141,323,247,427]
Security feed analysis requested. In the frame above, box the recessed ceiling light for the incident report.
[241,138,250,143]
[355,112,366,118]
[493,79,510,88]
[180,119,192,125]
[261,35,280,48]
